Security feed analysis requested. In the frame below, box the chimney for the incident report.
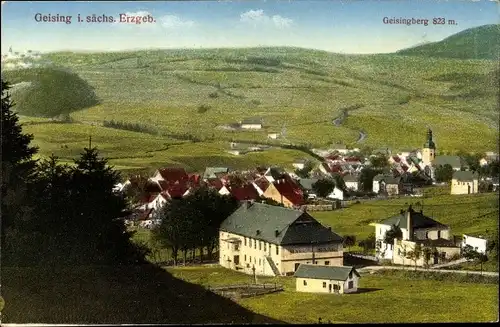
[256,230,261,236]
[275,230,279,237]
[406,209,412,241]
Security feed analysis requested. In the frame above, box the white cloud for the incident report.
[160,15,196,29]
[240,9,293,29]
[272,15,293,29]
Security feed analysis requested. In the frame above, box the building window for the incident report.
[325,261,330,266]
[425,232,429,239]
[244,255,247,261]
[323,282,326,288]
[254,257,256,264]
[250,239,253,247]
[249,256,252,262]
[398,249,401,256]
[348,281,354,289]
[276,245,279,255]
[254,240,257,249]
[437,231,441,239]
[244,237,247,246]
[303,280,307,286]
[264,243,267,251]
[259,241,262,250]
[259,258,261,266]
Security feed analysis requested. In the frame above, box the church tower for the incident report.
[422,129,436,165]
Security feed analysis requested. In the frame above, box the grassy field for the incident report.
[312,192,499,240]
[20,120,319,174]
[4,46,498,173]
[166,266,498,323]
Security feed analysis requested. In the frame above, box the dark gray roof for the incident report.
[298,178,319,191]
[452,170,478,182]
[378,207,448,230]
[433,155,462,169]
[220,202,343,245]
[241,117,262,125]
[265,167,287,180]
[203,167,229,179]
[373,174,401,185]
[294,265,360,281]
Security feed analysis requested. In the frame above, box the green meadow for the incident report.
[4,45,498,174]
[166,266,498,323]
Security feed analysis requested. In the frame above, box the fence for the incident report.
[207,283,284,300]
[301,204,339,211]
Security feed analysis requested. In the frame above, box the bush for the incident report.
[197,104,211,113]
[208,92,219,99]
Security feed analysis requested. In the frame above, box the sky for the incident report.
[1,0,499,54]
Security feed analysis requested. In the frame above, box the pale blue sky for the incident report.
[1,1,498,54]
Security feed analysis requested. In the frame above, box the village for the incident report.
[116,129,499,296]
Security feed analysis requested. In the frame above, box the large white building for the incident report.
[219,202,344,276]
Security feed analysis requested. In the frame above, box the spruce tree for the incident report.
[1,80,39,264]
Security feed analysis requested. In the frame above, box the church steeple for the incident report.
[423,128,435,149]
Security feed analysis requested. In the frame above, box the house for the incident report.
[433,155,463,171]
[263,178,305,208]
[326,187,344,201]
[294,265,360,294]
[228,183,260,201]
[374,205,460,266]
[252,177,271,196]
[263,166,288,183]
[372,174,402,196]
[293,159,309,170]
[451,171,479,195]
[219,202,344,276]
[343,175,359,191]
[203,167,230,180]
[150,167,189,184]
[330,144,349,155]
[268,132,279,140]
[240,117,263,129]
[462,233,488,254]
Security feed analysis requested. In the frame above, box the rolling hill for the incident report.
[2,30,499,173]
[3,67,99,117]
[397,24,500,60]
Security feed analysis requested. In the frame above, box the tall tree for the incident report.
[359,167,381,193]
[369,154,389,169]
[405,243,422,271]
[1,79,39,264]
[384,224,403,245]
[343,235,356,252]
[434,164,454,182]
[312,178,336,198]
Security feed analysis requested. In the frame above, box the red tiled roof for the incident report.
[166,183,190,199]
[401,165,409,172]
[273,179,304,206]
[229,184,260,201]
[330,165,342,173]
[157,167,189,183]
[206,178,224,190]
[392,156,401,163]
[253,177,270,192]
[188,174,201,185]
[326,154,340,161]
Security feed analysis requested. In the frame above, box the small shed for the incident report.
[294,264,360,294]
